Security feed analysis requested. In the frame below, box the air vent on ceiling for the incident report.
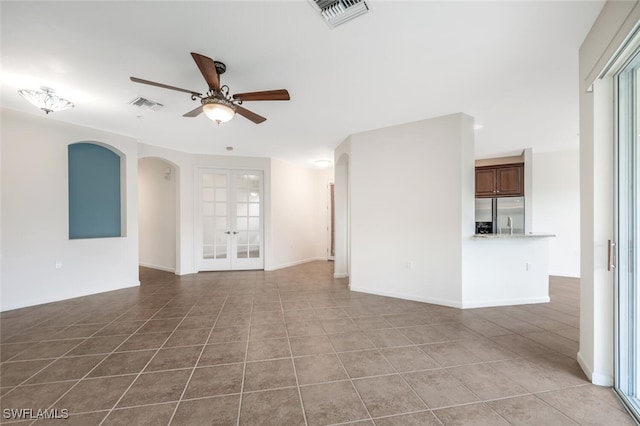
[128,97,164,111]
[309,0,369,28]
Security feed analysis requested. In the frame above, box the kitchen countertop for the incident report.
[473,233,556,239]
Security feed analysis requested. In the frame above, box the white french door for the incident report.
[615,46,640,422]
[196,168,263,271]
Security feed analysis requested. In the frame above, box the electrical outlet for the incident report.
[526,262,531,271]
[55,261,63,270]
[407,260,413,269]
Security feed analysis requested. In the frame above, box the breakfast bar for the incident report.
[460,234,556,308]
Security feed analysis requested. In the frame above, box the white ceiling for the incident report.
[1,1,603,167]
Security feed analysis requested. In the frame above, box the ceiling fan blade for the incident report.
[235,105,266,124]
[183,105,204,117]
[233,89,290,101]
[130,77,202,97]
[191,52,221,91]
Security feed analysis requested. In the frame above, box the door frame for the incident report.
[613,41,640,423]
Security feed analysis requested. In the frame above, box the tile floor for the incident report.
[0,262,636,425]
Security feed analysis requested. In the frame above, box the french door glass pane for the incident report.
[235,173,260,259]
[202,172,229,260]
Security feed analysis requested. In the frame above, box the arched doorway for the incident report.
[334,154,349,279]
[138,157,179,272]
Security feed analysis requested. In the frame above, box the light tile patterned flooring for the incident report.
[0,262,635,425]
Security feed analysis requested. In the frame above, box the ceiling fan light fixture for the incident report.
[202,97,236,124]
[17,86,74,114]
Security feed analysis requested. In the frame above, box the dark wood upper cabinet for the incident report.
[475,168,497,197]
[475,163,524,197]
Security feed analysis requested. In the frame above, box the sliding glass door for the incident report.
[615,47,640,421]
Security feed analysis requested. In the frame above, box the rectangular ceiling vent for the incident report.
[309,0,369,28]
[128,97,164,112]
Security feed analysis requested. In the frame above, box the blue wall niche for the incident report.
[68,142,122,239]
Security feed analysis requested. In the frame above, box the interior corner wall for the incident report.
[578,0,640,386]
[348,113,472,307]
[138,157,177,272]
[1,109,140,311]
[531,150,580,277]
[267,158,331,270]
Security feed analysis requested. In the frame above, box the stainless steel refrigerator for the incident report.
[475,197,525,235]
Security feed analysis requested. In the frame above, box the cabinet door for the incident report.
[475,168,496,197]
[496,165,523,196]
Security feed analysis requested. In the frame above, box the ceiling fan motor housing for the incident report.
[202,96,235,110]
[214,61,226,75]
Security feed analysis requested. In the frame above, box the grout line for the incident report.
[21,297,173,426]
[165,294,229,425]
[372,340,437,415]
[528,391,596,425]
[2,304,168,409]
[279,291,309,426]
[91,316,189,418]
[329,408,437,426]
[324,326,375,424]
[232,294,257,426]
[61,299,183,425]
[2,270,600,425]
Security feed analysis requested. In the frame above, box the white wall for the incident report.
[1,109,140,311]
[0,113,340,311]
[341,112,551,308]
[463,237,551,307]
[267,158,332,270]
[532,150,580,277]
[138,157,177,272]
[578,0,640,386]
[138,143,271,274]
[138,144,330,274]
[348,113,473,306]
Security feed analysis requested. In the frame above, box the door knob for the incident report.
[232,231,239,235]
[224,231,231,235]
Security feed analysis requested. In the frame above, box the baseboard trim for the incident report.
[350,286,462,309]
[264,257,326,272]
[576,351,592,381]
[591,371,614,387]
[577,351,614,386]
[334,272,349,278]
[460,296,550,309]
[349,286,550,309]
[139,263,176,273]
[0,281,141,312]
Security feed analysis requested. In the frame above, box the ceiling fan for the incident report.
[130,52,290,124]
